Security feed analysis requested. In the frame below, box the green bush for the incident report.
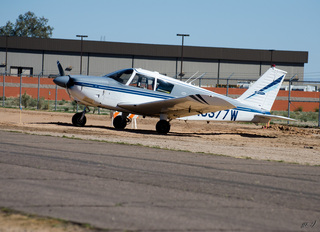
[59,99,66,105]
[43,101,50,110]
[294,106,303,112]
[37,97,45,109]
[29,98,37,107]
[272,110,319,122]
[21,92,31,108]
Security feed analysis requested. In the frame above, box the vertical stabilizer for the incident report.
[237,67,287,111]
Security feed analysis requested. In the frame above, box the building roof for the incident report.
[0,36,308,64]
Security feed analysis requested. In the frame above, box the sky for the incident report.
[1,0,320,81]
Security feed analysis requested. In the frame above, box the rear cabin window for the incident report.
[156,79,174,94]
[129,73,174,94]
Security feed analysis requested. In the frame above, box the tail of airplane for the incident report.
[237,66,287,111]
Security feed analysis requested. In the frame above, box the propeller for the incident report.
[57,61,65,76]
[53,61,74,88]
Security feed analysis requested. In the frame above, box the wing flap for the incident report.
[118,94,236,119]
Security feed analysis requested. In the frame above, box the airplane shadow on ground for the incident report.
[31,122,277,139]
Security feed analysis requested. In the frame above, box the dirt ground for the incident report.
[1,108,319,166]
[0,108,319,231]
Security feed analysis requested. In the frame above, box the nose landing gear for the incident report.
[72,106,89,127]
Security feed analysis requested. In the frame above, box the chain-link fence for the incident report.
[0,73,111,115]
[1,73,319,126]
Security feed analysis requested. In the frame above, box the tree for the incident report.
[0,11,54,38]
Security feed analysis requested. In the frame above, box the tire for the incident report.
[113,115,127,129]
[156,120,170,134]
[72,112,87,127]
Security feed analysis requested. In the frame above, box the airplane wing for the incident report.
[118,94,236,119]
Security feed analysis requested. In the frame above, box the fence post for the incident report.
[318,92,320,128]
[2,72,5,107]
[37,72,42,109]
[226,73,234,97]
[287,74,297,124]
[55,84,57,111]
[288,80,291,121]
[19,74,22,108]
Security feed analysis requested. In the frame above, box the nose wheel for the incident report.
[72,112,87,127]
[156,120,171,134]
[72,106,89,127]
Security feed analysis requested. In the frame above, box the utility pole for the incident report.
[76,35,88,75]
[269,49,275,67]
[177,34,189,81]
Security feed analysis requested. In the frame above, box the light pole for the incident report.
[177,34,189,81]
[5,35,8,74]
[76,35,88,75]
[269,49,275,67]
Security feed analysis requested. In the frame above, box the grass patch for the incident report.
[0,207,107,231]
[272,110,319,122]
[1,94,111,115]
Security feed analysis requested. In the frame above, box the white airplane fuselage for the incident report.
[66,70,268,121]
[54,66,293,133]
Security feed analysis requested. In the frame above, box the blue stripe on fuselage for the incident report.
[73,81,174,100]
[73,81,270,115]
[235,106,270,114]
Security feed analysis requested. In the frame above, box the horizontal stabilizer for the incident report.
[254,114,296,122]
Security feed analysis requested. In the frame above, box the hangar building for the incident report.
[0,36,308,86]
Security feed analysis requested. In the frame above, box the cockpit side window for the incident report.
[130,74,155,90]
[125,72,174,94]
[156,79,174,94]
[104,69,133,84]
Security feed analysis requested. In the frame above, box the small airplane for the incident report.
[53,61,294,134]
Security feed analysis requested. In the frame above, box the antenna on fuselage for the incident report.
[185,71,199,83]
[188,73,206,85]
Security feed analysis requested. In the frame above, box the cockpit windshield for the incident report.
[104,69,134,84]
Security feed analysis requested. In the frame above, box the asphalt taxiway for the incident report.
[0,130,319,231]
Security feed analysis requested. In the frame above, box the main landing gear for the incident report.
[72,107,89,127]
[113,113,171,134]
[113,114,130,130]
[155,114,171,134]
[71,108,171,134]
[156,120,171,134]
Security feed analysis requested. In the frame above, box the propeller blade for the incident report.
[57,61,65,76]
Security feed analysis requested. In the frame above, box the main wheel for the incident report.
[72,112,87,127]
[156,120,170,134]
[113,115,127,129]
